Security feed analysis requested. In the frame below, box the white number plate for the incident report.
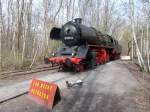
[64,37,74,40]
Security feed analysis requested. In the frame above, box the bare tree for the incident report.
[0,0,2,70]
[129,0,147,70]
[0,0,149,72]
[53,0,63,22]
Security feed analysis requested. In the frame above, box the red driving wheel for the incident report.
[75,64,84,72]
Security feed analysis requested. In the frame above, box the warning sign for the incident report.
[28,79,61,109]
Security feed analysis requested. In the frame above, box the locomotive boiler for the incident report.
[45,18,121,72]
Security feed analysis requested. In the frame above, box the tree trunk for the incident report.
[0,0,2,70]
[129,0,146,70]
[146,24,150,71]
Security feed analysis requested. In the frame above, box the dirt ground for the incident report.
[0,60,149,112]
[123,61,150,112]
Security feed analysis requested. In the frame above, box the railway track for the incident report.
[0,65,59,79]
[0,75,70,104]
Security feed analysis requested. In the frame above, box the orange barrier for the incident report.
[28,79,61,109]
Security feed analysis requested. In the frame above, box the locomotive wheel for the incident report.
[106,53,110,62]
[74,64,84,72]
[44,58,50,64]
[58,64,68,72]
[100,49,109,64]
[111,49,119,60]
[86,51,97,69]
[91,52,97,68]
[51,62,54,67]
[65,58,72,67]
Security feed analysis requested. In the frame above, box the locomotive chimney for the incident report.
[74,18,82,24]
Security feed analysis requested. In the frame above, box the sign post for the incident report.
[28,79,61,109]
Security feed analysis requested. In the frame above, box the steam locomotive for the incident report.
[45,18,121,72]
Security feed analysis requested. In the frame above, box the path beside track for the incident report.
[53,60,139,112]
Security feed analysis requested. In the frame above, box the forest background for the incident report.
[0,0,149,72]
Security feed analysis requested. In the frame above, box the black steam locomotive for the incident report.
[45,18,121,72]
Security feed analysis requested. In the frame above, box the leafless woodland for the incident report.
[0,0,149,72]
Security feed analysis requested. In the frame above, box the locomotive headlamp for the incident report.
[72,53,75,57]
[52,52,55,56]
[71,52,77,57]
